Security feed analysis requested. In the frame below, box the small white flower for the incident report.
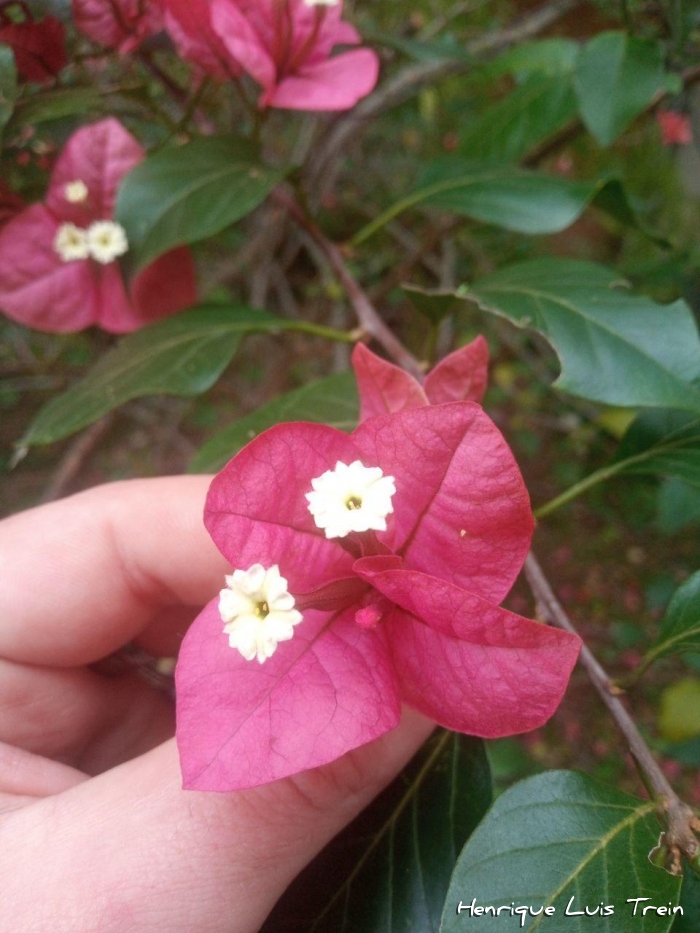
[86,220,129,264]
[64,180,89,204]
[54,223,90,262]
[219,563,303,663]
[306,460,396,539]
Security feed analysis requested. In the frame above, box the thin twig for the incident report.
[525,551,700,874]
[273,188,424,380]
[40,414,116,504]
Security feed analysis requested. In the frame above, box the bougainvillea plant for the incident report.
[2,0,700,928]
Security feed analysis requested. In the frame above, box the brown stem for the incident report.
[524,552,700,874]
[273,189,424,381]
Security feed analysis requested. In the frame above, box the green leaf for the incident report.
[5,87,105,134]
[362,30,471,63]
[636,572,700,674]
[659,680,700,742]
[657,479,700,535]
[0,46,18,140]
[116,136,288,271]
[441,770,681,933]
[615,410,700,487]
[457,74,578,163]
[403,284,461,327]
[672,868,700,932]
[456,259,700,412]
[189,372,359,473]
[21,304,288,447]
[353,164,641,245]
[486,38,580,78]
[261,732,492,933]
[574,32,665,146]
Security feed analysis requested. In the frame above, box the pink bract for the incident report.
[352,339,489,421]
[209,0,379,111]
[176,405,580,790]
[163,0,242,79]
[72,0,164,54]
[0,118,197,334]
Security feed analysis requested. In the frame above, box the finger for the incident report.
[3,710,434,933]
[0,476,229,666]
[0,657,174,773]
[0,741,86,796]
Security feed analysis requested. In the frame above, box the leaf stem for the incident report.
[534,462,626,518]
[282,321,359,343]
[524,552,700,874]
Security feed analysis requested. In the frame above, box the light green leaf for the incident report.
[456,259,700,412]
[116,137,288,271]
[0,46,18,140]
[659,680,700,742]
[189,372,359,473]
[261,732,492,933]
[21,304,289,447]
[574,32,665,146]
[457,74,578,163]
[441,770,681,933]
[486,38,580,78]
[353,164,640,245]
[636,572,700,676]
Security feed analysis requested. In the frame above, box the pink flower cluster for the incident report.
[0,119,196,333]
[176,343,581,791]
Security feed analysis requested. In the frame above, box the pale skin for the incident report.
[0,476,432,932]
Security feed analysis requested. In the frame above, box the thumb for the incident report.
[3,709,433,933]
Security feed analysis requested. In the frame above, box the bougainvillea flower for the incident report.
[72,0,164,54]
[163,0,242,79]
[657,110,693,147]
[352,338,489,421]
[209,0,379,110]
[177,404,580,790]
[0,118,197,333]
[0,180,23,230]
[0,7,66,82]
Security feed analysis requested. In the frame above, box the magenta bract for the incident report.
[72,0,164,54]
[176,403,580,790]
[0,118,197,334]
[163,0,243,80]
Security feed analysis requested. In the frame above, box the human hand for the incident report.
[0,477,432,933]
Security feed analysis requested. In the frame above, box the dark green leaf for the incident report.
[671,868,700,932]
[0,46,18,140]
[615,410,700,487]
[403,284,461,326]
[638,571,700,672]
[486,38,580,78]
[5,87,105,133]
[456,259,700,411]
[189,372,359,473]
[458,74,578,163]
[362,30,470,63]
[262,732,492,933]
[657,479,700,534]
[573,32,665,146]
[441,770,681,933]
[21,304,288,446]
[116,137,288,270]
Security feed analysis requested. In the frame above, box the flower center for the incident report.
[86,221,129,264]
[64,179,89,204]
[54,223,90,262]
[254,601,270,618]
[346,495,362,510]
[307,460,396,539]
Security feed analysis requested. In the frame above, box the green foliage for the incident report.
[190,372,359,473]
[21,305,288,446]
[116,137,288,271]
[262,732,492,933]
[615,411,700,488]
[6,87,105,133]
[636,572,700,676]
[441,771,682,933]
[0,46,17,141]
[455,259,700,412]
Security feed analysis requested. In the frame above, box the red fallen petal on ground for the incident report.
[46,118,143,223]
[352,403,533,602]
[176,598,401,790]
[0,16,66,82]
[268,48,379,111]
[0,204,98,332]
[72,0,163,54]
[164,0,242,80]
[354,560,581,736]
[205,422,360,592]
[352,342,428,420]
[424,336,489,405]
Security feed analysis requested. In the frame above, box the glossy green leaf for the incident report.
[615,410,700,487]
[574,32,665,146]
[189,371,359,473]
[0,46,18,140]
[21,304,288,447]
[441,770,681,933]
[636,572,700,675]
[457,74,578,163]
[353,165,639,245]
[456,259,700,412]
[261,732,492,933]
[116,137,288,270]
[671,868,700,932]
[403,284,460,326]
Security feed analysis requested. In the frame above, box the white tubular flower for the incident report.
[219,563,303,663]
[86,221,129,264]
[306,460,396,539]
[64,180,89,204]
[54,223,90,262]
